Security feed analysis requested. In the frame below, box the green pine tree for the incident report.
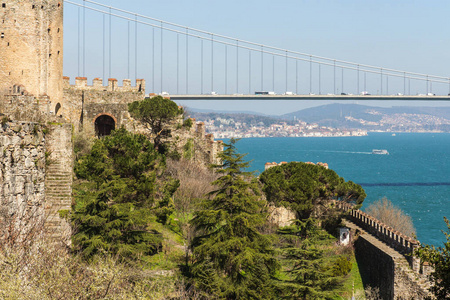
[276,219,341,300]
[260,162,366,219]
[190,138,278,299]
[72,128,167,262]
[128,95,183,154]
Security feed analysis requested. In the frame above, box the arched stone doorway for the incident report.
[94,114,116,137]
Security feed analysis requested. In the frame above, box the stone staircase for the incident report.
[44,161,72,243]
[43,123,73,245]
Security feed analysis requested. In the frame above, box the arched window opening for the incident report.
[55,103,61,115]
[95,115,115,137]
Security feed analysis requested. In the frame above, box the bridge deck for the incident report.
[170,94,450,101]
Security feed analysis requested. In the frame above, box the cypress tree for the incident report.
[190,138,278,299]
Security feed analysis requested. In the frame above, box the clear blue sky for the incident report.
[63,0,450,115]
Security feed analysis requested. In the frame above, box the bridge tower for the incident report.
[0,0,63,103]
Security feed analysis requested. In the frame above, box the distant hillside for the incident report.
[185,107,267,116]
[280,104,450,132]
[281,104,379,128]
[188,104,450,133]
[188,111,294,127]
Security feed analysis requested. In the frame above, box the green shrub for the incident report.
[1,116,10,126]
[332,256,352,277]
[183,118,193,129]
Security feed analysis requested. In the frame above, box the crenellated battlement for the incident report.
[63,77,145,93]
[334,200,421,272]
[335,201,419,253]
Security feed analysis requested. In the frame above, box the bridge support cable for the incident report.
[225,45,228,94]
[386,76,389,95]
[201,39,204,95]
[295,60,298,95]
[68,0,449,86]
[236,40,239,94]
[66,0,450,95]
[285,51,288,93]
[357,64,360,94]
[135,14,138,81]
[177,34,179,94]
[261,46,264,91]
[186,28,188,94]
[76,0,449,87]
[83,0,86,77]
[161,21,163,93]
[319,64,321,95]
[103,14,105,81]
[127,21,130,79]
[249,51,251,94]
[404,72,406,95]
[108,6,112,78]
[334,60,336,94]
[309,56,312,94]
[77,7,80,76]
[272,56,275,92]
[364,72,367,93]
[380,68,383,95]
[152,27,155,92]
[211,34,214,93]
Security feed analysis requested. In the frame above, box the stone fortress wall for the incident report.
[0,0,223,248]
[335,201,432,299]
[0,121,71,248]
[61,77,145,133]
[265,161,433,299]
[0,0,63,104]
[62,76,223,165]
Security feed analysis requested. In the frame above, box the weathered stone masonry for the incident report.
[0,0,222,248]
[0,121,71,246]
[0,0,64,104]
[62,77,145,133]
[335,201,432,299]
[63,77,223,165]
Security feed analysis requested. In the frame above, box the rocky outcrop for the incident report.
[267,205,296,227]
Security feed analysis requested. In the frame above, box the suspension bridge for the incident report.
[64,0,450,100]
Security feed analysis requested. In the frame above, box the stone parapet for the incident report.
[334,200,421,271]
[346,208,419,255]
[63,77,145,93]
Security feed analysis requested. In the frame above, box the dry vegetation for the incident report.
[0,208,186,300]
[365,197,416,237]
[165,158,218,212]
[164,158,218,265]
[0,246,182,300]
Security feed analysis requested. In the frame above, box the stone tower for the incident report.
[0,0,63,104]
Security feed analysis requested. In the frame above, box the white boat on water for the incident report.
[372,149,389,155]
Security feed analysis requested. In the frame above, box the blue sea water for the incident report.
[231,133,450,246]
